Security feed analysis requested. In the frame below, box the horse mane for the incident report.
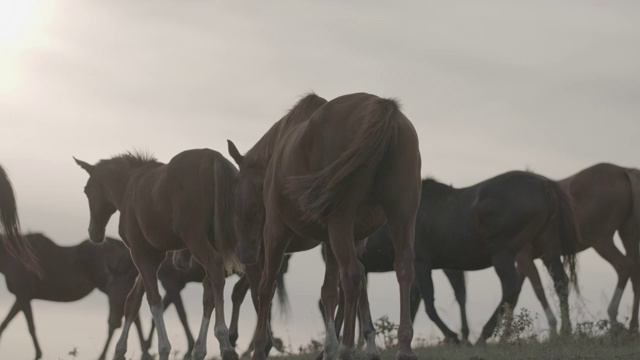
[98,150,159,168]
[245,92,327,164]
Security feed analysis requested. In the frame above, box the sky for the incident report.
[1,0,639,359]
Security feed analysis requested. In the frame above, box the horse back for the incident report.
[561,163,635,245]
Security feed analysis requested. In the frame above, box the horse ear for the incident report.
[74,157,94,175]
[227,140,244,166]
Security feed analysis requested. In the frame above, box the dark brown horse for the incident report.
[75,149,242,360]
[516,163,640,332]
[0,164,42,277]
[0,233,147,360]
[228,92,422,360]
[144,252,291,359]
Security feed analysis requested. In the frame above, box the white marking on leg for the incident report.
[192,316,210,360]
[150,305,171,360]
[544,306,558,335]
[323,320,339,360]
[214,323,234,357]
[608,287,624,322]
[114,319,133,359]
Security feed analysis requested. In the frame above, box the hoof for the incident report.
[113,355,126,360]
[273,337,285,353]
[222,349,240,360]
[367,354,381,360]
[250,352,267,360]
[141,353,155,360]
[229,331,239,348]
[395,351,418,360]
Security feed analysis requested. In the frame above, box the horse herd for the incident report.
[0,92,638,360]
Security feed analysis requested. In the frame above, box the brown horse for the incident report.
[0,233,147,360]
[0,164,42,277]
[143,252,291,359]
[516,163,640,332]
[74,149,242,360]
[228,92,422,360]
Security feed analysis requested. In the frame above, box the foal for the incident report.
[0,233,146,360]
[75,149,241,360]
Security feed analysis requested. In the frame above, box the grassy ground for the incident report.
[272,335,640,360]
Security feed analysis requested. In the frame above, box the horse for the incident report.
[0,233,147,360]
[143,252,292,359]
[227,92,422,360]
[74,149,242,360]
[332,173,579,345]
[316,242,469,345]
[515,163,640,333]
[0,164,42,277]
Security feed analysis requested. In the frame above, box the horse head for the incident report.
[228,140,265,265]
[74,157,117,243]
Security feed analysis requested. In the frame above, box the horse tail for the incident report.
[275,254,292,319]
[212,155,244,274]
[285,97,400,223]
[0,165,43,278]
[625,168,640,237]
[542,179,581,292]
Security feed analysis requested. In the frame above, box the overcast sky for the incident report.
[1,0,639,359]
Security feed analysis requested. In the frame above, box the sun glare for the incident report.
[0,0,52,95]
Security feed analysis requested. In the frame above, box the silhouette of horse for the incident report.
[228,92,422,360]
[0,233,147,360]
[0,164,42,277]
[143,252,292,359]
[333,173,580,345]
[516,163,640,332]
[75,149,242,360]
[317,241,469,345]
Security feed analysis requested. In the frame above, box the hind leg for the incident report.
[477,251,520,343]
[620,224,640,331]
[515,245,557,335]
[383,212,418,360]
[171,294,195,360]
[357,274,380,360]
[0,300,21,338]
[21,301,42,360]
[592,240,632,326]
[541,255,571,336]
[414,262,459,343]
[443,269,470,342]
[320,242,341,359]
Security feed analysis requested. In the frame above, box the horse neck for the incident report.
[101,166,139,210]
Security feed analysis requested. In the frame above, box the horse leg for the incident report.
[0,300,21,338]
[230,274,250,347]
[515,246,557,336]
[384,212,418,360]
[591,240,631,326]
[113,275,146,360]
[184,236,238,360]
[326,213,364,360]
[127,248,169,360]
[477,251,520,344]
[319,242,341,359]
[619,223,640,331]
[541,254,572,336]
[144,294,173,353]
[356,273,380,360]
[133,316,153,360]
[171,293,196,360]
[414,261,459,343]
[443,269,470,342]
[21,301,42,360]
[251,219,290,360]
[409,282,421,324]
